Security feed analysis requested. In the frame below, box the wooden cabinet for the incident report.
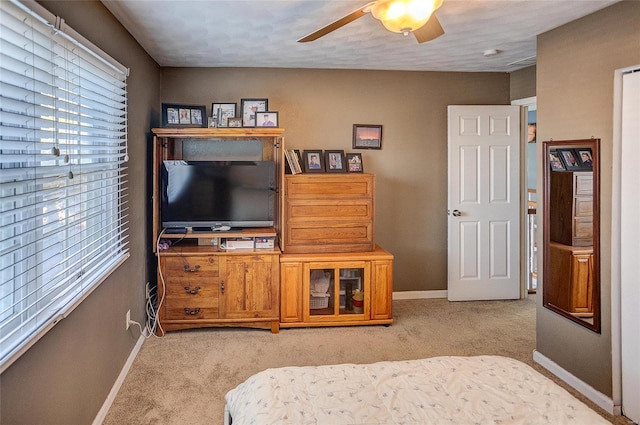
[282,174,374,253]
[279,247,393,328]
[151,128,394,333]
[152,128,283,334]
[547,242,593,317]
[550,171,593,246]
[158,246,280,334]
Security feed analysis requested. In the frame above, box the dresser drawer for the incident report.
[285,221,374,253]
[574,174,593,196]
[286,200,373,222]
[163,295,219,320]
[160,255,219,278]
[163,278,218,298]
[574,197,593,217]
[285,174,373,200]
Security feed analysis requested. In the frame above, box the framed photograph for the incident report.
[346,153,364,173]
[577,148,593,169]
[227,117,243,128]
[353,124,382,149]
[549,151,566,171]
[211,102,237,127]
[284,149,302,174]
[302,150,324,173]
[255,111,278,127]
[325,150,346,173]
[162,103,206,128]
[557,148,581,171]
[241,98,268,127]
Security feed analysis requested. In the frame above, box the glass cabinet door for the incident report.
[306,262,367,319]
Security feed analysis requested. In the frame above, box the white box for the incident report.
[224,238,255,249]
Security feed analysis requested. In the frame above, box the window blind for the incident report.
[0,0,130,372]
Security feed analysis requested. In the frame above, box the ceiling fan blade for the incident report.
[413,14,444,44]
[297,5,371,43]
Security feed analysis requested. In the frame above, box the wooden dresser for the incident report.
[282,174,375,254]
[157,242,281,335]
[279,173,393,328]
[547,242,593,317]
[550,171,593,246]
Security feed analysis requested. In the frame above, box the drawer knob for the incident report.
[183,264,201,273]
[184,307,201,315]
[184,285,201,295]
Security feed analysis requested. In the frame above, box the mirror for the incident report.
[542,139,600,333]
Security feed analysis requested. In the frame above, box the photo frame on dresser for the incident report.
[302,150,324,173]
[162,103,207,128]
[325,150,346,173]
[577,148,593,169]
[557,148,582,171]
[549,151,566,171]
[346,153,364,172]
[241,98,268,127]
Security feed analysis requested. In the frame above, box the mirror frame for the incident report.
[542,139,601,333]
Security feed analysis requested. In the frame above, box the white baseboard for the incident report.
[393,290,448,300]
[93,335,145,425]
[533,349,617,415]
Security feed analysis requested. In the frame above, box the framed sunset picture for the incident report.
[352,124,382,149]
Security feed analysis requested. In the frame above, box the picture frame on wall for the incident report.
[324,150,346,173]
[346,153,364,173]
[302,150,324,173]
[255,111,278,127]
[353,124,382,149]
[241,98,268,127]
[162,103,207,128]
[211,102,237,127]
[557,148,582,171]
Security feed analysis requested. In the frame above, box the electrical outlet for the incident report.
[126,310,131,330]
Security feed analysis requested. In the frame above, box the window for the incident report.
[0,0,129,371]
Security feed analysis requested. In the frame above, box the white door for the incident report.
[447,105,521,301]
[620,69,640,423]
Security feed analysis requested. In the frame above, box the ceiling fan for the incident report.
[298,0,445,44]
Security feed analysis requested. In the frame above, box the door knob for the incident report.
[452,209,462,217]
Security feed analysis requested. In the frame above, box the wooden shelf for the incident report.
[152,127,284,138]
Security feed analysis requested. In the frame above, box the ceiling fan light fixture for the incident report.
[371,0,443,34]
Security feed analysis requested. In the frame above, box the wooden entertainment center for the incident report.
[152,128,393,334]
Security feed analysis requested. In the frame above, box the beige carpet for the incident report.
[103,296,630,424]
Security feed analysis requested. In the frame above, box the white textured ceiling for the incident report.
[101,0,620,73]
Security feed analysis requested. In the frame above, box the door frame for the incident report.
[512,96,537,299]
[611,65,640,418]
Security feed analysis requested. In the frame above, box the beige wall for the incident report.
[510,65,536,101]
[162,68,510,291]
[536,0,640,396]
[0,2,160,424]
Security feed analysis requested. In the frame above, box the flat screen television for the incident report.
[161,160,275,230]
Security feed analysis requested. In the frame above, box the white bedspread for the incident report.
[225,355,609,424]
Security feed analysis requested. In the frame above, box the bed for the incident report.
[224,355,609,424]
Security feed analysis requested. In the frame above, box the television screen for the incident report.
[161,160,275,230]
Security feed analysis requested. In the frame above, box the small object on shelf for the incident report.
[223,238,255,249]
[352,290,364,313]
[255,237,275,249]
